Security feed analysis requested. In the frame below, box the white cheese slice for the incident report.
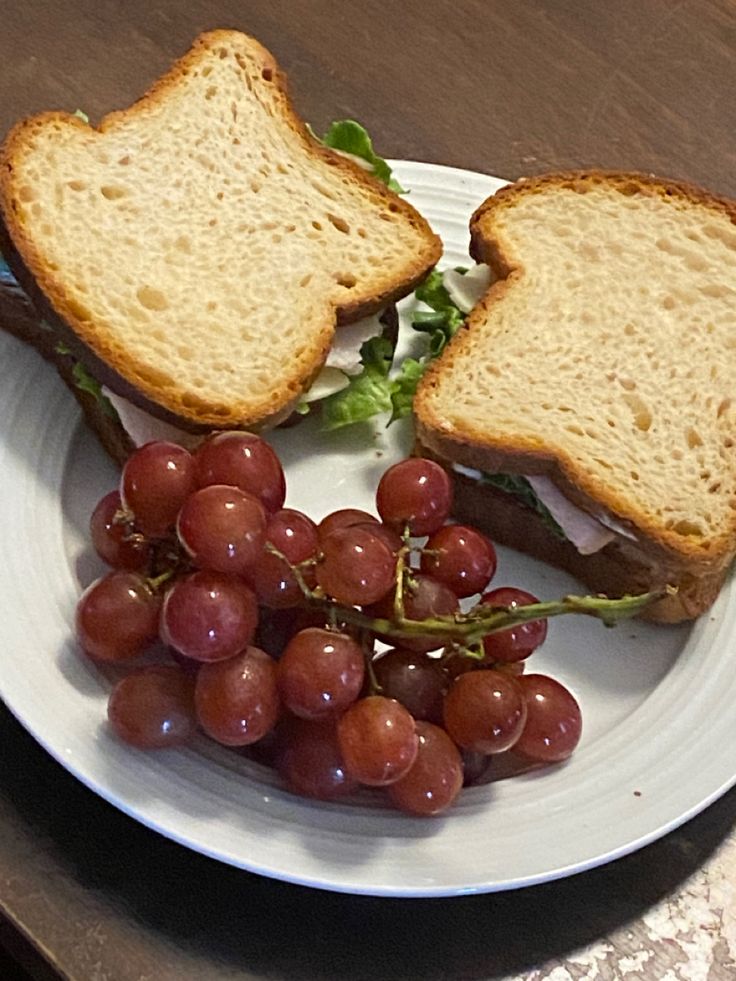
[325,313,384,375]
[103,388,203,450]
[442,264,493,313]
[330,148,375,172]
[300,366,350,403]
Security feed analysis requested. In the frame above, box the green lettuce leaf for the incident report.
[412,268,466,354]
[389,357,425,422]
[321,119,405,194]
[71,361,118,418]
[383,268,468,420]
[479,473,565,540]
[73,108,90,124]
[320,267,475,429]
[320,335,395,430]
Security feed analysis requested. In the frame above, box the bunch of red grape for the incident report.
[77,434,582,817]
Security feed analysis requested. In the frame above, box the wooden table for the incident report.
[2,2,736,977]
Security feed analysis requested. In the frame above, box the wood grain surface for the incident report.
[1,1,736,979]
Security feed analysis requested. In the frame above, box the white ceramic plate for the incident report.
[1,161,735,897]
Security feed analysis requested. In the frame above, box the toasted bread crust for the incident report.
[0,30,441,432]
[414,170,736,580]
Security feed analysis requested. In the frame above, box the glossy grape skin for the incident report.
[277,628,365,720]
[366,573,459,653]
[276,717,358,800]
[337,696,418,786]
[514,674,582,762]
[76,571,161,662]
[376,458,452,536]
[107,665,196,748]
[317,508,377,544]
[372,648,447,722]
[160,571,258,662]
[443,670,527,754]
[480,587,548,663]
[386,722,463,816]
[177,484,267,576]
[120,441,196,538]
[252,508,319,608]
[420,524,497,598]
[353,522,403,554]
[316,526,395,606]
[90,490,150,571]
[194,431,286,512]
[195,646,281,746]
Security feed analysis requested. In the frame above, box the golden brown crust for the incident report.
[0,29,441,431]
[414,169,736,576]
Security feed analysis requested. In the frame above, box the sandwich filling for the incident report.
[451,463,638,555]
[101,310,389,448]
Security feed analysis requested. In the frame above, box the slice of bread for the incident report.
[415,171,736,620]
[0,29,440,432]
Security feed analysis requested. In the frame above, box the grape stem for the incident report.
[320,587,672,645]
[266,543,672,643]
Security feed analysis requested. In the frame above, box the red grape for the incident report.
[251,508,319,608]
[386,722,463,816]
[353,522,403,554]
[76,571,161,662]
[376,458,452,536]
[177,484,267,575]
[316,526,395,605]
[195,646,281,746]
[276,717,358,800]
[266,508,319,557]
[277,628,365,720]
[372,648,446,722]
[90,490,150,571]
[420,524,497,598]
[107,665,196,748]
[317,508,377,544]
[480,588,548,663]
[194,432,286,511]
[443,670,527,754]
[366,573,459,653]
[442,652,478,682]
[337,696,418,786]
[160,571,258,662]
[514,674,582,762]
[255,606,328,658]
[121,441,196,538]
[461,749,494,787]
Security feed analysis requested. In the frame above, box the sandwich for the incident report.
[0,30,441,463]
[414,171,736,623]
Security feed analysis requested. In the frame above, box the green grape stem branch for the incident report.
[270,544,673,649]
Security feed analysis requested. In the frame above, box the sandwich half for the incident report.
[415,171,736,622]
[0,30,440,456]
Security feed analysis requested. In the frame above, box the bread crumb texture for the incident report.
[0,30,439,428]
[417,173,736,561]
